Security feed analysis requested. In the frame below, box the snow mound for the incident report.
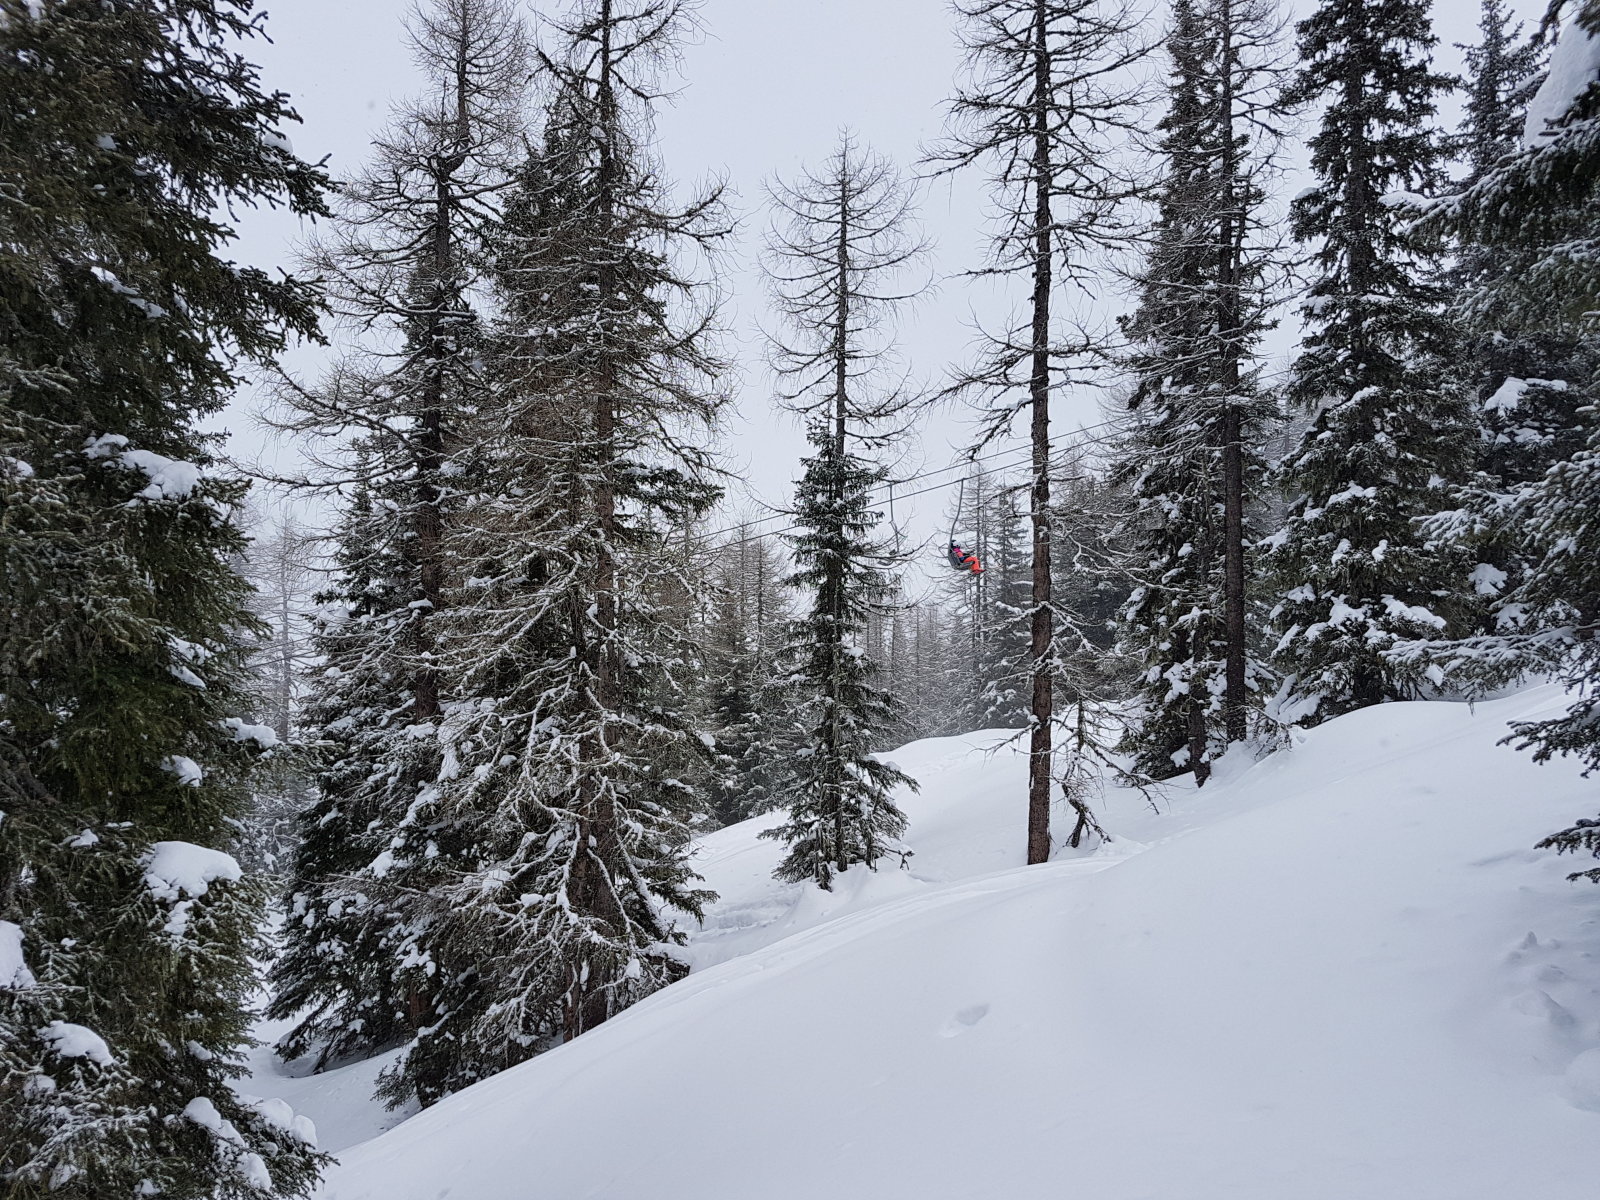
[223,717,281,749]
[309,690,1598,1199]
[185,1096,275,1189]
[0,919,32,989]
[242,1095,320,1147]
[38,1020,113,1066]
[83,432,203,501]
[161,755,205,787]
[143,841,242,902]
[1525,18,1600,146]
[240,1027,414,1155]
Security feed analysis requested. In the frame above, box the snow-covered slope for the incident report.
[291,686,1598,1198]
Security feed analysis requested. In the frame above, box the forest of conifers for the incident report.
[5,0,1600,1195]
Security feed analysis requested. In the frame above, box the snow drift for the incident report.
[286,686,1597,1199]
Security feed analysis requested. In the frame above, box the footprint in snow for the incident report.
[939,1003,990,1038]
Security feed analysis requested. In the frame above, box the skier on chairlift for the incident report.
[947,541,982,574]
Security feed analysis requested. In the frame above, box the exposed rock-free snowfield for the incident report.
[248,685,1600,1199]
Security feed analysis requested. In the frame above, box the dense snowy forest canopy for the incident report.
[4,0,1600,1194]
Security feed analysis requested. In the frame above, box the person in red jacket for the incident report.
[947,541,982,574]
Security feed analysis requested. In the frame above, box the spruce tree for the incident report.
[1400,2,1600,880]
[265,0,528,1075]
[1436,2,1600,330]
[0,0,327,1195]
[1458,0,1541,175]
[767,444,915,887]
[264,472,418,1069]
[930,0,1146,863]
[1453,1,1591,509]
[1432,0,1600,657]
[757,135,921,890]
[372,0,730,1106]
[1116,0,1283,781]
[1264,0,1476,722]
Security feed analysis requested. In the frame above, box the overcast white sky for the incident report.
[221,0,1535,566]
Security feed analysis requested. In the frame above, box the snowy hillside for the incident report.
[253,686,1599,1199]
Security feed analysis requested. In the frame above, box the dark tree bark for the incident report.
[930,0,1146,861]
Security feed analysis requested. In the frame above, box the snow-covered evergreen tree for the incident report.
[265,472,419,1069]
[371,0,730,1105]
[1437,2,1600,332]
[766,446,915,886]
[0,1,328,1194]
[1457,0,1542,176]
[1116,0,1283,780]
[1451,1,1593,527]
[1118,0,1224,782]
[1263,0,1476,722]
[1397,2,1600,880]
[265,0,528,1079]
[1429,0,1600,655]
[757,136,921,889]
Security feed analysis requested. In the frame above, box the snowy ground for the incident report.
[244,685,1600,1198]
[238,1022,411,1156]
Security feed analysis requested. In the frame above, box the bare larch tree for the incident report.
[929,0,1148,863]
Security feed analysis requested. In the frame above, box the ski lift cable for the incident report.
[713,448,1029,554]
[711,438,1089,553]
[700,413,1124,552]
[710,434,1105,555]
[718,437,1037,539]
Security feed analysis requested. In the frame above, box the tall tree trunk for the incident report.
[568,0,621,1040]
[414,230,445,726]
[1219,0,1248,746]
[276,558,293,743]
[1026,0,1055,867]
[829,165,851,878]
[403,41,471,1037]
[412,35,474,729]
